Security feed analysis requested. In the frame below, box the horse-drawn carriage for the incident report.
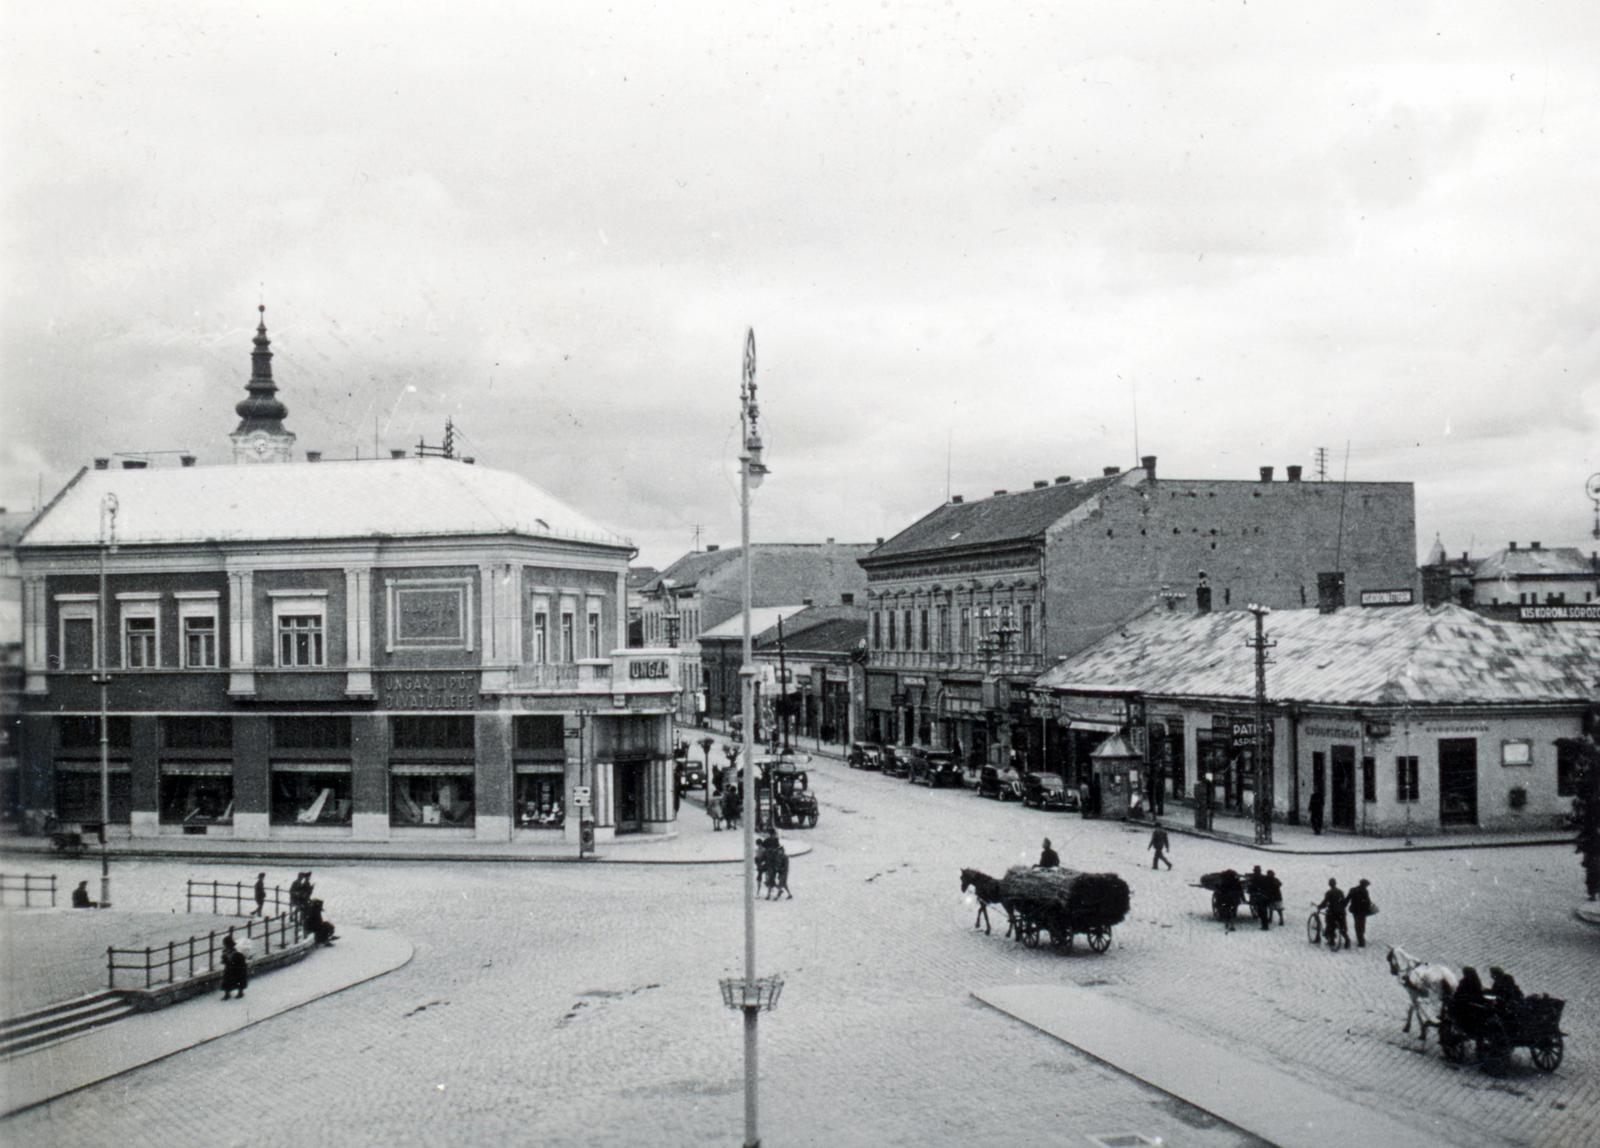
[995,866,1130,954]
[1196,869,1247,924]
[1440,993,1565,1074]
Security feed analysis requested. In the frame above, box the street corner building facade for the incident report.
[1034,602,1600,836]
[11,313,682,848]
[856,455,1420,779]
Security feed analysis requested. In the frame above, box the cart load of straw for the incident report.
[1000,866,1131,927]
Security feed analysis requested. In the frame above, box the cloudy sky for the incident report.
[4,2,1598,569]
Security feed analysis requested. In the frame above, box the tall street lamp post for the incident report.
[718,327,782,1148]
[1246,604,1276,846]
[95,493,118,907]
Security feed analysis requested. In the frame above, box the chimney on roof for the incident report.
[305,451,322,463]
[180,454,196,467]
[1141,455,1156,480]
[876,537,884,545]
[802,597,814,607]
[1259,466,1274,482]
[1033,480,1048,489]
[1286,465,1302,482]
[390,449,407,459]
[1530,541,1541,550]
[951,495,964,504]
[1103,466,1120,476]
[1196,572,1212,614]
[706,544,720,552]
[825,537,835,543]
[1509,541,1517,551]
[993,489,1007,496]
[1317,572,1346,614]
[841,592,854,606]
[1422,565,1454,607]
[94,458,110,470]
[121,459,148,469]
[463,456,475,464]
[1054,475,1071,484]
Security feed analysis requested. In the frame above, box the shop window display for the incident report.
[390,774,475,827]
[271,771,354,825]
[516,775,566,828]
[159,775,234,825]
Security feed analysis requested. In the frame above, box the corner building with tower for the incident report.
[13,310,679,847]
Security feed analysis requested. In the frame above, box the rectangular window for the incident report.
[516,774,566,828]
[903,611,913,653]
[1557,742,1580,798]
[182,613,217,668]
[55,770,132,823]
[159,771,234,825]
[959,608,971,652]
[588,610,601,658]
[560,611,575,663]
[532,608,549,664]
[936,606,949,652]
[872,611,882,649]
[61,615,96,670]
[1362,755,1376,803]
[390,772,475,827]
[1501,739,1532,767]
[271,769,353,825]
[57,715,131,750]
[124,615,158,668]
[919,609,929,652]
[162,716,233,750]
[278,615,325,666]
[1021,604,1035,654]
[1396,755,1420,802]
[514,715,565,751]
[888,611,897,651]
[271,716,352,750]
[390,715,475,750]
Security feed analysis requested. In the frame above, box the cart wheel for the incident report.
[1531,1035,1563,1072]
[1306,911,1322,945]
[1087,926,1112,954]
[803,810,818,828]
[1022,924,1041,949]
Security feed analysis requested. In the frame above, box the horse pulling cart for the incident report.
[997,866,1131,955]
[1439,994,1565,1074]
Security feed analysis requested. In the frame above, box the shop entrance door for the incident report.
[1330,745,1357,830]
[1438,738,1478,826]
[614,760,646,834]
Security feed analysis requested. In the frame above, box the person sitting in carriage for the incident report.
[1450,966,1491,1035]
[1488,966,1524,1030]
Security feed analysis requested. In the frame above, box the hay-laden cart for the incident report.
[998,866,1131,954]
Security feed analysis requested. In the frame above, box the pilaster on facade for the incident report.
[227,568,256,696]
[344,566,375,697]
[22,576,48,694]
[476,563,521,693]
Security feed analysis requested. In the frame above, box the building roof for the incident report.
[1035,603,1600,708]
[649,548,744,592]
[19,458,633,551]
[1473,545,1595,582]
[699,606,809,642]
[863,474,1124,563]
[752,604,867,655]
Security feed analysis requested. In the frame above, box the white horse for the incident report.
[1386,944,1459,1044]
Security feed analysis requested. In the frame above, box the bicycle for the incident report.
[1306,903,1349,950]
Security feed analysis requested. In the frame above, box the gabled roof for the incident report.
[18,458,632,550]
[1473,546,1595,581]
[649,548,744,592]
[1036,603,1600,708]
[863,474,1124,563]
[752,605,867,655]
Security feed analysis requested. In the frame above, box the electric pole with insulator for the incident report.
[1246,604,1276,845]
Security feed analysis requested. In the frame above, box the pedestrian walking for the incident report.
[1318,878,1350,949]
[1248,865,1272,930]
[1309,789,1325,835]
[1346,877,1377,947]
[1262,869,1285,925]
[252,872,267,916]
[1037,838,1060,868]
[1148,825,1172,870]
[220,936,249,1000]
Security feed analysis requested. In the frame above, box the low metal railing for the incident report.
[185,878,288,916]
[0,873,57,908]
[107,911,305,990]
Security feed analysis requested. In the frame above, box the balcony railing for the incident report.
[865,650,1047,675]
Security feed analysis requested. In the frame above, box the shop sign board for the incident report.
[1360,588,1415,607]
[1519,604,1600,621]
[572,786,592,806]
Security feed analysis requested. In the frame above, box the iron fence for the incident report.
[107,911,305,990]
[0,873,57,908]
[185,878,289,916]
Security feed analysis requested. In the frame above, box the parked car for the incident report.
[906,747,964,788]
[1022,771,1079,811]
[847,742,885,770]
[879,746,909,778]
[978,764,1025,801]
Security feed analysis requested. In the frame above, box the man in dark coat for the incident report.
[220,936,248,1000]
[1346,878,1375,947]
[252,872,267,916]
[1148,826,1172,870]
[1038,838,1060,868]
[1318,878,1350,949]
[72,881,99,909]
[1309,789,1325,835]
[1247,865,1272,930]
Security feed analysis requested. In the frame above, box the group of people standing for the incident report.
[1316,876,1377,948]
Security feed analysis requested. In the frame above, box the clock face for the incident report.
[253,439,271,458]
[1588,473,1600,502]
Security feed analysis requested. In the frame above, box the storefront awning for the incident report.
[55,761,131,774]
[270,761,353,774]
[1068,720,1124,735]
[160,763,233,777]
[514,762,566,774]
[390,763,475,776]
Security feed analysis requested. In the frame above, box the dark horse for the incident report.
[960,868,1012,936]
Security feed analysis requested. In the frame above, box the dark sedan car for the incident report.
[978,765,1025,801]
[675,760,707,792]
[879,746,909,778]
[907,748,964,788]
[1022,771,1080,811]
[847,742,885,770]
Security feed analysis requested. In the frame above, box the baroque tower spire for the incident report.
[230,304,297,463]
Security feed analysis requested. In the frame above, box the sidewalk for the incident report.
[0,924,413,1116]
[1156,807,1571,855]
[975,982,1470,1148]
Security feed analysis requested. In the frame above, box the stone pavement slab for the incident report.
[975,982,1465,1148]
[0,924,413,1117]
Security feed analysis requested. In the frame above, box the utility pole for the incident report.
[1246,604,1276,845]
[776,614,790,754]
[95,493,119,907]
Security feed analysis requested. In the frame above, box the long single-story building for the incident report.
[1033,602,1600,835]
